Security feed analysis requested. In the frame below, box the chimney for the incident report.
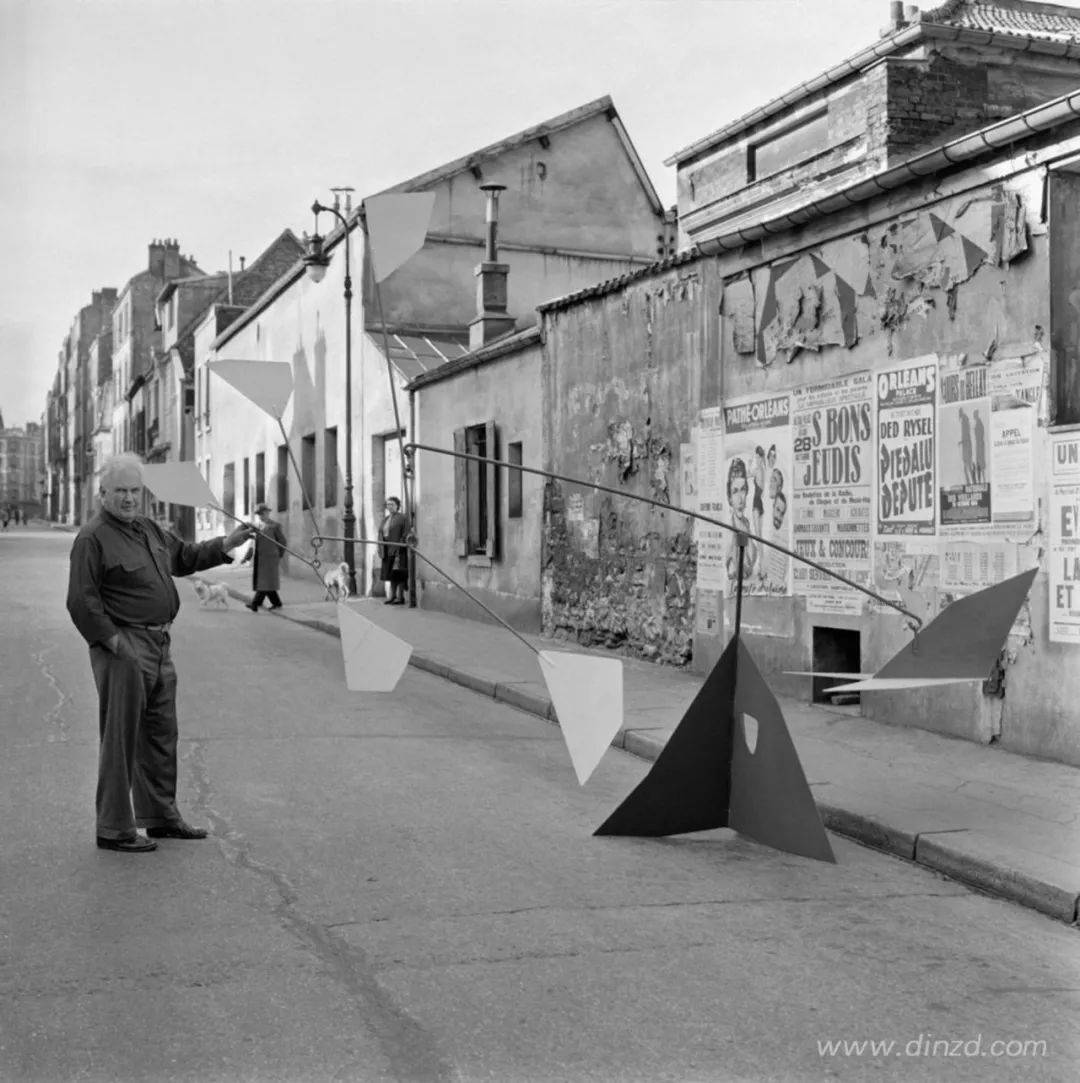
[163,238,180,280]
[469,184,516,350]
[883,0,905,33]
[239,256,246,272]
[147,238,181,280]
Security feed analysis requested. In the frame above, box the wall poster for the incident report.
[1049,431,1080,644]
[987,355,1041,524]
[791,371,874,614]
[721,392,793,597]
[938,361,990,527]
[694,407,726,590]
[876,356,936,536]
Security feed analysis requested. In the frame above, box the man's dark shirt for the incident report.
[67,510,232,647]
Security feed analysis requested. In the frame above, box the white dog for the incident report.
[193,580,230,609]
[324,562,351,602]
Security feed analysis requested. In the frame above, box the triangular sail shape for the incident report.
[826,567,1038,692]
[140,461,219,509]
[337,602,413,692]
[595,638,834,862]
[209,359,294,419]
[730,642,835,862]
[539,651,623,785]
[595,640,737,837]
[364,192,436,283]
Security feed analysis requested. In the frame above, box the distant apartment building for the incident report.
[110,239,204,475]
[0,418,45,519]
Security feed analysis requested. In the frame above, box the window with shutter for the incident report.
[458,421,499,559]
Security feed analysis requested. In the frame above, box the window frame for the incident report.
[454,421,498,559]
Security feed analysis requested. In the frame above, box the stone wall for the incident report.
[541,260,723,666]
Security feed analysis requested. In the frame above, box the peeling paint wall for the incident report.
[707,164,1080,766]
[542,262,721,666]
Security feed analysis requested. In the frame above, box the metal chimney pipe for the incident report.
[889,1,904,27]
[480,183,507,262]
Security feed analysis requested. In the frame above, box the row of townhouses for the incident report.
[41,0,1080,766]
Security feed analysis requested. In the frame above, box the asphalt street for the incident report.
[1,530,1078,1082]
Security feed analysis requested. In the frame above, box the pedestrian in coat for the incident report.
[378,496,409,605]
[66,452,253,853]
[246,503,287,611]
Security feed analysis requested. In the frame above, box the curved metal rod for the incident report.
[312,534,539,656]
[404,441,923,632]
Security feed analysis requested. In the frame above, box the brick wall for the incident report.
[881,53,991,162]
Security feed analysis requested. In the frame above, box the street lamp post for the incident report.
[302,189,358,596]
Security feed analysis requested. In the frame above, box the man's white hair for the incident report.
[100,452,145,490]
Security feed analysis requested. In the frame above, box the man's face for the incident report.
[729,475,748,514]
[772,496,787,531]
[101,466,142,522]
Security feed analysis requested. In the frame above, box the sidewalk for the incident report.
[197,561,1080,925]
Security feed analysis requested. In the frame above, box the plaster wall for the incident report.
[542,261,722,664]
[374,244,651,333]
[413,340,544,631]
[424,112,663,259]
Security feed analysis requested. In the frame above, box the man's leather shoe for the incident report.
[246,602,259,612]
[147,819,208,840]
[97,834,157,852]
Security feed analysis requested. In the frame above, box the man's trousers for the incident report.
[89,625,181,840]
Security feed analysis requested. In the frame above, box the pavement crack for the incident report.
[32,641,71,743]
[325,890,963,929]
[182,740,454,1083]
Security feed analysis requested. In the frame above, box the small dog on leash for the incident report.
[324,562,351,602]
[193,580,230,609]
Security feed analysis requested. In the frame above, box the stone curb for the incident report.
[204,578,1080,925]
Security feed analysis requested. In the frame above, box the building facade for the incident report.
[539,0,1080,765]
[199,97,672,597]
[0,420,45,520]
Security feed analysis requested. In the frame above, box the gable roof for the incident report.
[215,98,660,350]
[666,0,1080,166]
[377,95,664,216]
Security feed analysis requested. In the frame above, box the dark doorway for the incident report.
[812,626,861,705]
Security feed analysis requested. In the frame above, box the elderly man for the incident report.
[67,453,252,852]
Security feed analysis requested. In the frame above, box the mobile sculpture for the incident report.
[139,193,1039,864]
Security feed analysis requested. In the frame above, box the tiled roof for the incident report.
[667,0,1080,165]
[407,325,542,390]
[927,0,1080,41]
[537,249,703,314]
[373,331,471,381]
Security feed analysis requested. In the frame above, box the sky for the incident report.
[0,0,893,429]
